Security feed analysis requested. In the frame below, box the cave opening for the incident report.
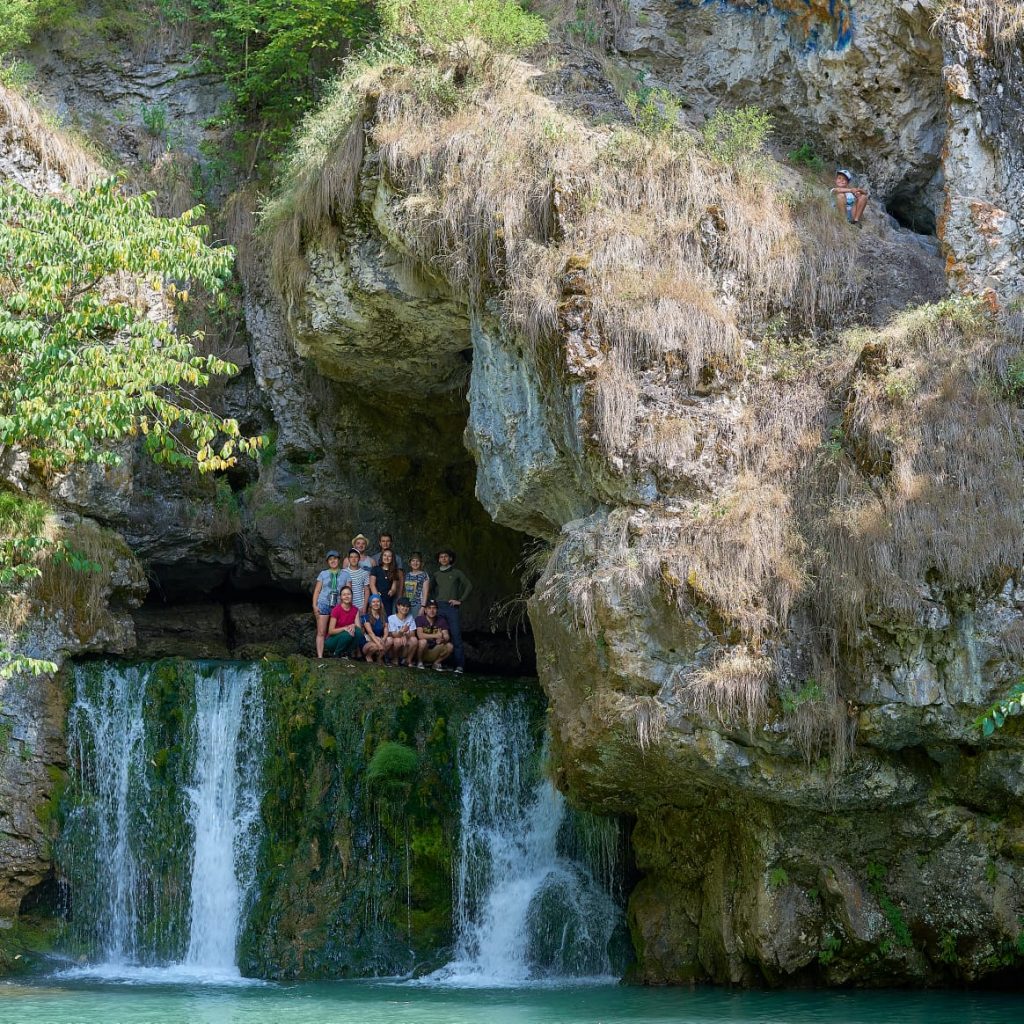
[132,382,536,676]
[885,188,938,236]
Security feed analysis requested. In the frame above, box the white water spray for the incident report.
[63,662,263,982]
[431,698,620,986]
[184,666,263,974]
[66,665,149,965]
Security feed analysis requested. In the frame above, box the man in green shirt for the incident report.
[433,549,472,674]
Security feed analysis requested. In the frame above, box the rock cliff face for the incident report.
[614,0,1023,300]
[2,0,1023,987]
[264,6,1024,987]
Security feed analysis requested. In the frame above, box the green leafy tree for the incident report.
[0,177,261,676]
[190,0,377,150]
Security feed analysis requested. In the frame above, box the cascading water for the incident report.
[64,664,149,966]
[183,668,264,973]
[60,661,263,981]
[430,697,622,986]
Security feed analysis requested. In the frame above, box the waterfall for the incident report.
[184,667,264,972]
[64,664,149,965]
[430,698,621,986]
[61,662,263,980]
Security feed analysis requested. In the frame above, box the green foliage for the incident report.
[0,492,47,589]
[189,0,377,153]
[625,86,681,140]
[0,0,76,54]
[865,860,887,889]
[366,740,419,787]
[781,679,823,716]
[141,102,168,138]
[977,680,1024,735]
[0,177,263,676]
[767,866,789,887]
[0,0,45,54]
[1003,355,1024,399]
[701,105,773,170]
[818,934,842,966]
[789,141,825,173]
[0,493,56,679]
[379,0,549,51]
[939,930,959,964]
[0,58,36,89]
[823,425,845,463]
[880,895,913,949]
[0,177,261,472]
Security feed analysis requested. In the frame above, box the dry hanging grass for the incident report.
[34,519,128,641]
[264,44,861,455]
[0,85,103,189]
[804,299,1024,644]
[679,649,772,731]
[658,475,808,646]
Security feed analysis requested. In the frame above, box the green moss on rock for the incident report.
[238,656,542,978]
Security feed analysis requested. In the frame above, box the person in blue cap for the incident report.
[831,168,868,226]
[313,550,343,658]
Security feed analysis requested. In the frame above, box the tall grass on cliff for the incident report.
[0,83,103,187]
[263,28,859,459]
[536,299,1023,761]
[803,297,1024,647]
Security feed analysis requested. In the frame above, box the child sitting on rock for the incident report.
[831,168,869,226]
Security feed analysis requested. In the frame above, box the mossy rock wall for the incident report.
[240,656,544,978]
[56,658,544,979]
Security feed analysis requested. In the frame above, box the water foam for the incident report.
[426,698,620,987]
[62,662,263,983]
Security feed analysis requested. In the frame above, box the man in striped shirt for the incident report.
[339,548,371,614]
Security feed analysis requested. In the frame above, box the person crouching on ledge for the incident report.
[388,597,424,668]
[362,594,389,664]
[416,599,454,671]
[324,586,363,658]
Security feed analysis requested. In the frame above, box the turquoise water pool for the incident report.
[1,978,1022,1024]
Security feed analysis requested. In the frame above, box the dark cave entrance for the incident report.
[885,187,938,236]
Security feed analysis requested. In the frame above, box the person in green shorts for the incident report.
[324,586,363,657]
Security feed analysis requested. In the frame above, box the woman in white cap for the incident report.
[312,550,343,659]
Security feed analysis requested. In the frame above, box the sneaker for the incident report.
[416,662,425,670]
[433,662,444,672]
[454,666,464,675]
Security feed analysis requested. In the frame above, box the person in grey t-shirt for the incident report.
[312,550,342,659]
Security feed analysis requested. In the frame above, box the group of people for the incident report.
[311,533,473,673]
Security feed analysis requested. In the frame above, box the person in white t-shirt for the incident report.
[387,597,425,668]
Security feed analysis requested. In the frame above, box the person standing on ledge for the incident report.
[831,168,868,226]
[340,548,371,614]
[433,549,472,675]
[312,550,343,659]
[372,531,404,570]
[350,533,376,569]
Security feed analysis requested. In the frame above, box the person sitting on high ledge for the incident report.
[831,168,868,226]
